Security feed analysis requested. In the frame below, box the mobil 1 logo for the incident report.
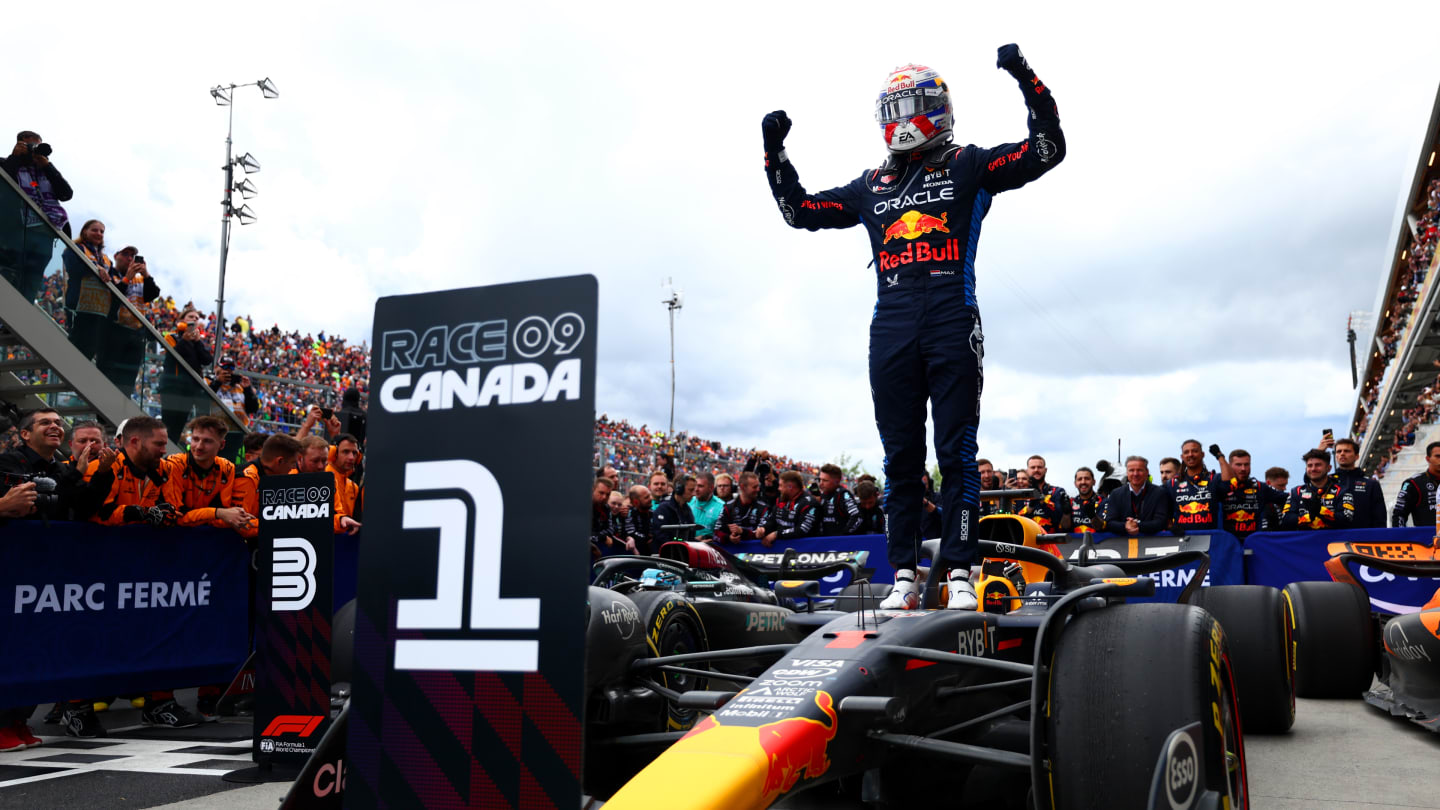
[347,276,596,810]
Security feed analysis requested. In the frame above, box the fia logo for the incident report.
[394,459,541,672]
[272,537,317,611]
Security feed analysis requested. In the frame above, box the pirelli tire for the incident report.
[1190,585,1296,733]
[1284,581,1375,698]
[626,589,709,731]
[1048,603,1247,810]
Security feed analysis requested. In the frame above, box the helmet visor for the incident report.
[876,87,947,125]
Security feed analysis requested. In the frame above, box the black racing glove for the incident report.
[996,43,1032,78]
[762,110,792,154]
[145,503,179,527]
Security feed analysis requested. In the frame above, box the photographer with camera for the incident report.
[0,408,88,521]
[0,131,72,304]
[99,246,160,394]
[159,309,214,441]
[298,403,342,441]
[208,357,259,428]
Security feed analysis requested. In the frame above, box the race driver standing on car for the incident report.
[762,45,1065,610]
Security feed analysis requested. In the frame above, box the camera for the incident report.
[320,407,334,420]
[0,471,59,511]
[25,142,53,158]
[133,255,145,265]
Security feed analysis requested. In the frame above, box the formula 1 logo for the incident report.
[272,537,317,611]
[394,459,541,672]
[261,714,325,737]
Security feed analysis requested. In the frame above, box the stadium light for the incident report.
[661,280,684,439]
[210,76,280,366]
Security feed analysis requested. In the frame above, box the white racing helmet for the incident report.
[876,64,952,153]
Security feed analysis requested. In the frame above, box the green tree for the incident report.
[929,463,942,492]
[832,452,870,480]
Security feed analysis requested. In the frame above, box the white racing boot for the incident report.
[944,568,978,610]
[878,569,922,610]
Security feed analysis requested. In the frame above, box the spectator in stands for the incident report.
[763,470,818,546]
[653,473,697,544]
[99,247,160,393]
[1017,455,1071,533]
[1323,437,1387,529]
[648,470,672,501]
[1262,466,1289,529]
[718,471,770,543]
[62,219,115,362]
[210,358,259,428]
[1102,456,1174,536]
[626,485,654,554]
[159,309,213,440]
[688,471,724,539]
[236,433,303,539]
[0,131,72,303]
[84,416,175,527]
[597,464,620,482]
[1169,440,1233,531]
[1070,467,1102,534]
[161,416,251,532]
[1221,450,1286,540]
[1282,449,1351,530]
[241,432,267,465]
[1158,457,1180,486]
[0,408,85,521]
[815,463,862,535]
[714,472,735,503]
[1392,441,1440,528]
[855,479,885,535]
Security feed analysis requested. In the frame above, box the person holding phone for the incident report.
[99,246,160,394]
[160,308,213,440]
[1319,432,1386,528]
[208,357,259,428]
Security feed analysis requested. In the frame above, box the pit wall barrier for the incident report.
[5,523,1436,705]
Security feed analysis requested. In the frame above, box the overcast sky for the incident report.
[10,1,1439,487]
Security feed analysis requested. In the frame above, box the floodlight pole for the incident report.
[215,90,236,366]
[663,289,683,439]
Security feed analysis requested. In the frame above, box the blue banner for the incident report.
[1245,528,1440,614]
[725,534,889,596]
[0,521,252,707]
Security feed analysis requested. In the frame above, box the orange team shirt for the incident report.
[160,452,240,529]
[84,453,171,525]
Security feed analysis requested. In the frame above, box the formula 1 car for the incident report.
[1284,538,1440,732]
[585,517,1251,809]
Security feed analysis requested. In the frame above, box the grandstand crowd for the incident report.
[1355,177,1440,475]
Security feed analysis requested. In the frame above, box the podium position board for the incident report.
[255,472,336,767]
[346,276,596,808]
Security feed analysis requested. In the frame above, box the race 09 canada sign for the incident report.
[346,277,596,809]
[256,473,336,767]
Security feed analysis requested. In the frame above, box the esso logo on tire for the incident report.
[1165,732,1198,809]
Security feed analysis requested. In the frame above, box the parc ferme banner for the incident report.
[255,472,336,768]
[346,277,596,809]
[0,521,249,707]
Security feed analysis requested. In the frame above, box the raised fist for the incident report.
[996,44,1030,75]
[762,110,792,151]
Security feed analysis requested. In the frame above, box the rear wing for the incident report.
[1323,540,1440,588]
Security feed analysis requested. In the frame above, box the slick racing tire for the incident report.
[626,590,709,731]
[1191,585,1295,733]
[1048,603,1247,810]
[1284,581,1374,698]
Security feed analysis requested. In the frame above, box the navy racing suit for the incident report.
[764,64,1065,571]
